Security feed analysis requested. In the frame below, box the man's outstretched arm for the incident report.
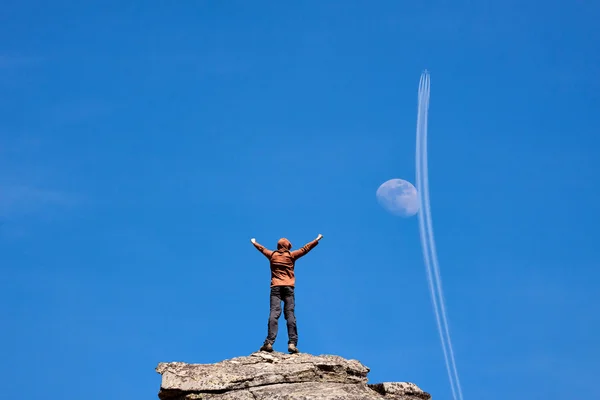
[251,238,274,259]
[291,234,323,260]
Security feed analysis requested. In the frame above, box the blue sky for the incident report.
[1,1,599,399]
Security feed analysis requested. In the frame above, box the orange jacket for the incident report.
[252,237,319,287]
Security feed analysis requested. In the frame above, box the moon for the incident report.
[376,178,419,217]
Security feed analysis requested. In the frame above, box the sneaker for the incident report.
[288,343,299,354]
[260,342,273,352]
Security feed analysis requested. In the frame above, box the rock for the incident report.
[156,351,431,400]
[369,382,432,399]
[250,382,394,400]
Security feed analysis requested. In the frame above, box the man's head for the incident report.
[277,238,292,250]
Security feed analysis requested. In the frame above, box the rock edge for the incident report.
[156,351,431,400]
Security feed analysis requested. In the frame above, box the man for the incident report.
[251,234,323,354]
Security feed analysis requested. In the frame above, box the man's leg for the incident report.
[282,286,298,350]
[264,286,282,347]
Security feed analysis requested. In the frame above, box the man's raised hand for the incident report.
[251,238,256,244]
[316,234,323,241]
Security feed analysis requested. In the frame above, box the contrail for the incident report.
[421,74,464,400]
[414,72,456,400]
[415,71,464,400]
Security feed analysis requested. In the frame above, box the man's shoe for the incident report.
[260,342,273,352]
[288,343,299,354]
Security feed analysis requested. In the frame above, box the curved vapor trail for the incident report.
[421,75,464,400]
[415,72,456,400]
[415,71,464,400]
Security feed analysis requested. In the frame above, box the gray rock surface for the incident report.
[156,351,431,400]
[369,382,432,399]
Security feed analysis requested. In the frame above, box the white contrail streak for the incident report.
[415,72,456,400]
[421,74,464,400]
[415,71,464,400]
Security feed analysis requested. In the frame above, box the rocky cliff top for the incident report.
[156,351,431,400]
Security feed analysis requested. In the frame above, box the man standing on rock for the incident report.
[251,234,323,354]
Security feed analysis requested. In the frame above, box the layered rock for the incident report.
[156,351,431,400]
